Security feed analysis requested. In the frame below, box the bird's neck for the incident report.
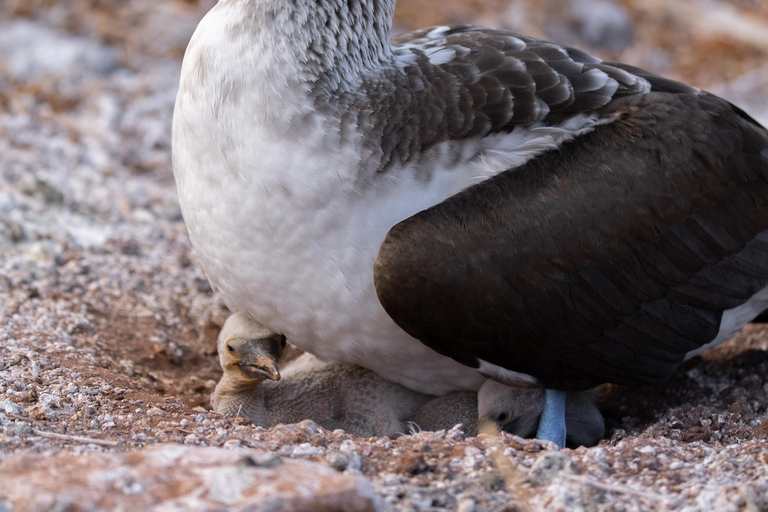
[212,374,268,423]
[214,373,253,394]
[222,0,395,89]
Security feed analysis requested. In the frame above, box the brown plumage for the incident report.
[375,90,768,389]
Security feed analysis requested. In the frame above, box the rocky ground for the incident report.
[1,1,768,511]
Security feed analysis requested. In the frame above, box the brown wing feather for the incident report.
[374,91,768,389]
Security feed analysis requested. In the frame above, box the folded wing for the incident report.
[374,90,768,389]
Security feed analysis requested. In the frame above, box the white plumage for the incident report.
[172,0,613,394]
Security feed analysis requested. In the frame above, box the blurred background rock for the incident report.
[1,0,767,121]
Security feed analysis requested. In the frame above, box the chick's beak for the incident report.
[238,354,281,381]
[257,361,281,381]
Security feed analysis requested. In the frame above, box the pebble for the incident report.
[297,419,318,436]
[326,452,349,472]
[456,498,477,512]
[291,443,324,457]
[477,470,505,492]
[0,401,27,417]
[527,451,577,485]
[346,453,363,473]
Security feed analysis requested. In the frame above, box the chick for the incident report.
[409,392,478,435]
[212,312,433,437]
[478,381,604,448]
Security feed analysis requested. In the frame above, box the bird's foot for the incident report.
[536,389,567,449]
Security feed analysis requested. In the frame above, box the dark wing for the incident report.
[348,26,673,173]
[374,90,768,389]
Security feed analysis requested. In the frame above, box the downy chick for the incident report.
[478,381,605,448]
[212,312,434,437]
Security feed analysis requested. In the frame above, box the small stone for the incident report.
[310,434,327,447]
[346,453,363,473]
[457,498,477,512]
[223,439,241,449]
[581,483,608,510]
[297,419,318,436]
[0,401,27,417]
[527,451,577,485]
[339,440,357,453]
[430,491,450,508]
[327,452,349,472]
[585,447,609,470]
[7,424,35,436]
[254,455,284,468]
[447,425,466,441]
[292,443,324,457]
[235,455,258,467]
[477,470,505,492]
[611,429,627,443]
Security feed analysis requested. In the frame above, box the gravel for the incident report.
[1,2,768,511]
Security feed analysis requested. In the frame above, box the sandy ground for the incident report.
[1,1,768,511]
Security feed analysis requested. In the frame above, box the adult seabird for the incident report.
[173,0,768,447]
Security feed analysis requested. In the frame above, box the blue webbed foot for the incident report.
[536,389,567,448]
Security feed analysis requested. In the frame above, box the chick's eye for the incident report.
[496,411,511,423]
[280,338,286,347]
[227,344,235,353]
